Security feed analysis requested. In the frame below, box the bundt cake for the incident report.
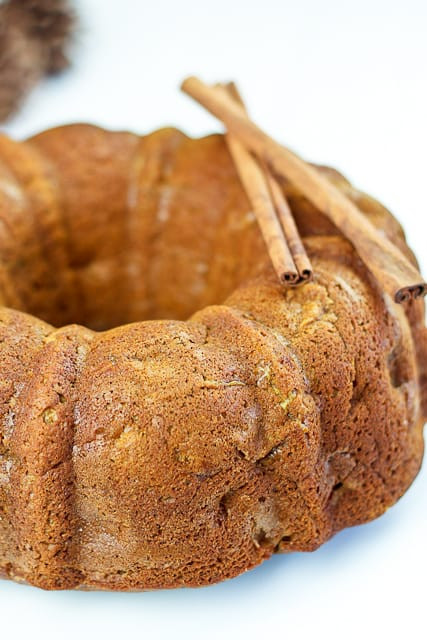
[0,124,425,590]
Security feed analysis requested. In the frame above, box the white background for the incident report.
[1,1,426,638]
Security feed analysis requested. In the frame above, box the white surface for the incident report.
[1,1,426,639]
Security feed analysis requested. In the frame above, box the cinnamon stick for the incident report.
[225,82,312,283]
[181,76,426,304]
[224,108,300,285]
[265,171,312,282]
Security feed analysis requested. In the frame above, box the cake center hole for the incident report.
[9,242,248,331]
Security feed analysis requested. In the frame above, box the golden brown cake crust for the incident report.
[0,125,425,590]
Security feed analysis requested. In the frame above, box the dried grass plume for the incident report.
[0,0,76,121]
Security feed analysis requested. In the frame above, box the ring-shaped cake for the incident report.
[0,124,425,589]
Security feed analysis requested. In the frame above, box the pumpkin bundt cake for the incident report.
[0,124,425,590]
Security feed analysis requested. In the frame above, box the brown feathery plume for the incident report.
[0,0,76,122]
